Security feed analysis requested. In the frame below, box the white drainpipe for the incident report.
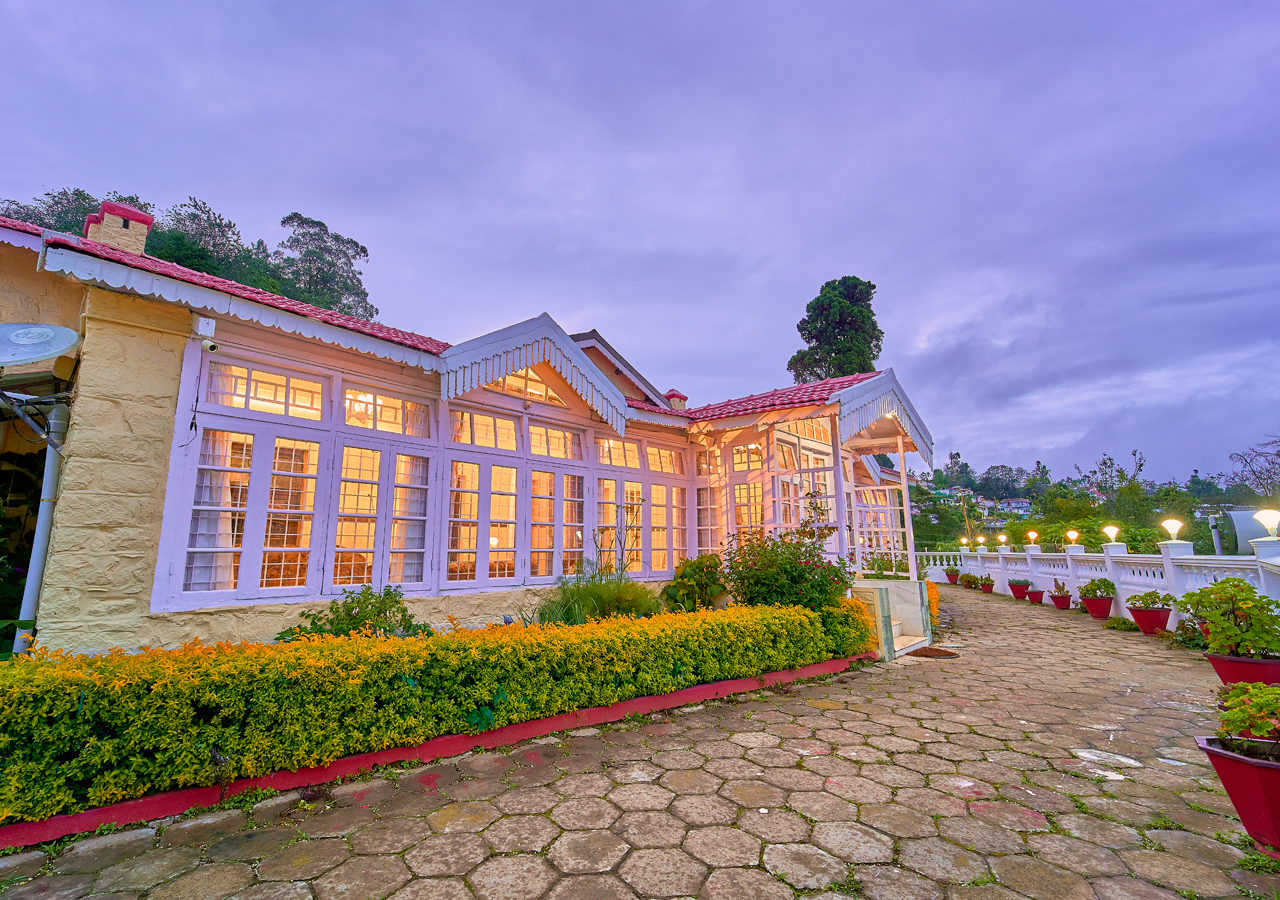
[13,403,69,654]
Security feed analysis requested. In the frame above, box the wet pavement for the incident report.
[2,585,1263,900]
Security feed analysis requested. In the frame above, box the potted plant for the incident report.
[1178,578,1280,684]
[1125,590,1175,635]
[1049,578,1072,610]
[1196,682,1280,858]
[1079,578,1116,619]
[958,573,980,590]
[943,566,960,585]
[1026,586,1045,604]
[979,574,995,594]
[1008,577,1031,600]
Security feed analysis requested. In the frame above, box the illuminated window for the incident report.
[597,478,618,572]
[206,361,323,421]
[184,430,252,591]
[451,410,518,451]
[697,487,721,551]
[448,461,480,580]
[563,475,585,575]
[777,443,797,470]
[651,484,669,572]
[485,366,567,407]
[734,482,764,539]
[595,438,640,468]
[260,438,320,588]
[530,425,583,460]
[390,454,429,583]
[623,481,643,572]
[732,443,764,472]
[779,419,831,443]
[779,479,799,525]
[531,471,555,578]
[673,487,688,564]
[696,450,721,476]
[344,387,429,437]
[333,446,380,585]
[489,465,517,578]
[646,446,686,475]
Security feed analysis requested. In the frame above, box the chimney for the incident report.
[84,201,154,254]
[664,389,688,410]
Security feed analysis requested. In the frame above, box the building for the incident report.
[998,498,1032,515]
[0,203,933,653]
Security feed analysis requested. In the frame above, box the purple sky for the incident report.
[4,1,1279,482]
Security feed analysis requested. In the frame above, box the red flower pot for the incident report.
[1081,596,1114,619]
[1127,607,1171,635]
[1196,737,1278,858]
[1207,654,1280,686]
[1009,584,1029,600]
[946,573,959,584]
[1050,594,1072,610]
[1200,623,1211,639]
[980,584,994,594]
[1026,590,1045,604]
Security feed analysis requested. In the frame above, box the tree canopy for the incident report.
[0,188,378,321]
[787,276,884,383]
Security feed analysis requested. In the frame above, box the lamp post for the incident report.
[1252,510,1280,562]
[1025,530,1040,554]
[1157,517,1194,609]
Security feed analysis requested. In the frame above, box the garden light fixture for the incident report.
[1255,509,1280,537]
[1161,518,1184,540]
[1102,525,1119,542]
[960,537,969,546]
[1066,530,1079,544]
[997,534,1007,545]
[1026,531,1038,543]
[977,536,986,545]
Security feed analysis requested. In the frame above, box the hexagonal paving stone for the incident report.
[719,779,786,808]
[444,778,508,802]
[149,862,253,900]
[1026,833,1127,876]
[92,848,201,892]
[787,791,858,822]
[512,745,565,768]
[544,874,637,900]
[659,769,721,795]
[53,828,157,873]
[681,826,761,867]
[729,731,780,748]
[704,758,763,780]
[557,774,615,798]
[670,794,740,826]
[611,761,663,783]
[258,838,350,880]
[968,800,1050,832]
[1118,849,1237,896]
[896,787,968,817]
[494,786,560,815]
[332,778,396,807]
[207,827,298,861]
[698,867,794,900]
[1090,877,1187,900]
[552,798,622,830]
[613,811,688,848]
[466,856,560,900]
[405,834,491,877]
[232,882,317,900]
[459,753,516,778]
[300,806,376,838]
[652,750,705,769]
[548,830,631,873]
[350,818,434,854]
[930,773,999,800]
[823,774,893,804]
[762,842,847,890]
[746,747,801,767]
[937,816,1026,855]
[1145,829,1245,867]
[859,803,938,838]
[1054,813,1140,849]
[398,766,459,793]
[809,821,893,863]
[989,855,1096,900]
[160,810,248,847]
[385,878,475,900]
[483,815,560,852]
[607,783,674,811]
[619,848,708,898]
[734,807,808,843]
[996,783,1078,814]
[428,802,501,833]
[899,837,989,884]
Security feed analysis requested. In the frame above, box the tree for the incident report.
[787,276,883,383]
[276,213,378,320]
[1,187,152,234]
[160,197,244,265]
[1231,436,1280,499]
[935,451,977,490]
[976,464,1028,501]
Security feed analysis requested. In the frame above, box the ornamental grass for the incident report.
[0,601,873,825]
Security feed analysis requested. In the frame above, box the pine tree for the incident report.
[786,276,884,383]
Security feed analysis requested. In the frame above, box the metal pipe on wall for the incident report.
[13,403,69,655]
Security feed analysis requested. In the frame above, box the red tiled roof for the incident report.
[1,215,451,356]
[626,397,693,417]
[0,215,43,237]
[682,372,881,422]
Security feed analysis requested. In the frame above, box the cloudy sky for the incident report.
[3,1,1278,482]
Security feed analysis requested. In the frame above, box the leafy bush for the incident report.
[659,555,727,613]
[1178,578,1280,659]
[1079,578,1116,599]
[943,566,960,576]
[958,573,981,588]
[1052,579,1069,595]
[1008,578,1031,586]
[1219,682,1280,758]
[1127,590,1175,610]
[1171,619,1207,650]
[978,575,994,586]
[722,532,854,612]
[1104,617,1140,632]
[531,559,659,625]
[0,603,876,824]
[277,585,431,641]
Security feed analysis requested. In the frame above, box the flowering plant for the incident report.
[1178,578,1280,659]
[1079,578,1116,599]
[958,573,980,588]
[1126,590,1175,610]
[943,566,960,576]
[1218,682,1280,759]
[721,531,854,612]
[978,575,995,586]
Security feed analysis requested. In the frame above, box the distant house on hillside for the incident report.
[998,498,1032,515]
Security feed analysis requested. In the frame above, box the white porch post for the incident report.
[897,436,918,581]
[828,415,849,559]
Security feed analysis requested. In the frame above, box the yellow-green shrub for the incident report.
[0,603,874,825]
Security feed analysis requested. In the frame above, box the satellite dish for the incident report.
[0,323,82,366]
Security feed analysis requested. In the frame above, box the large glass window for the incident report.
[696,449,721,476]
[207,361,323,421]
[333,447,380,585]
[563,475,585,575]
[734,482,764,539]
[595,438,640,469]
[261,438,320,588]
[344,387,429,437]
[732,443,764,472]
[697,487,721,551]
[485,366,567,407]
[673,487,688,564]
[530,425,583,460]
[489,465,517,578]
[597,477,618,570]
[448,461,479,581]
[184,430,252,591]
[390,455,429,583]
[531,470,556,578]
[651,484,669,572]
[451,410,518,451]
[647,447,685,475]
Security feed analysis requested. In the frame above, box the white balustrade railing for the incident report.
[915,542,1280,627]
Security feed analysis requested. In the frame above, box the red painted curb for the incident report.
[0,652,876,849]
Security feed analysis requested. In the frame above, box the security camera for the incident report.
[201,338,219,353]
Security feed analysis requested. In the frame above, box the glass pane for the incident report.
[200,431,252,468]
[333,551,374,585]
[274,439,320,476]
[390,552,424,583]
[490,493,516,521]
[624,443,640,469]
[342,446,381,481]
[563,500,584,524]
[473,415,496,447]
[531,524,554,550]
[530,426,548,456]
[531,552,553,577]
[451,460,480,490]
[496,418,517,451]
[391,519,426,550]
[405,401,430,438]
[339,481,378,515]
[563,551,583,575]
[450,491,479,519]
[449,522,478,550]
[564,475,584,499]
[263,513,312,548]
[489,551,516,579]
[451,410,472,444]
[490,522,516,549]
[448,553,476,581]
[184,551,240,591]
[651,527,668,548]
[345,389,375,428]
[564,525,584,549]
[248,370,288,415]
[288,378,323,420]
[652,484,667,505]
[189,511,245,548]
[531,497,554,522]
[396,454,429,485]
[206,363,248,408]
[491,466,517,494]
[260,551,306,588]
[194,470,250,508]
[652,549,668,571]
[268,475,315,512]
[531,471,555,496]
[394,486,428,516]
[375,395,404,433]
[335,517,377,549]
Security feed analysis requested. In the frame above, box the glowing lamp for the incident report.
[960,537,969,546]
[1161,518,1183,540]
[977,536,986,545]
[1066,530,1079,544]
[490,536,499,547]
[997,534,1007,545]
[1102,525,1119,542]
[1255,509,1280,537]
[1026,531,1038,543]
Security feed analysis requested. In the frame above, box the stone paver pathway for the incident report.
[4,586,1269,900]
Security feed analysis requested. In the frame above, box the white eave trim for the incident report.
[39,246,444,371]
[442,313,630,436]
[0,225,41,252]
[834,369,934,469]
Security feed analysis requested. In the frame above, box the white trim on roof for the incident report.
[0,225,41,252]
[441,313,630,435]
[38,246,445,371]
[834,369,934,468]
